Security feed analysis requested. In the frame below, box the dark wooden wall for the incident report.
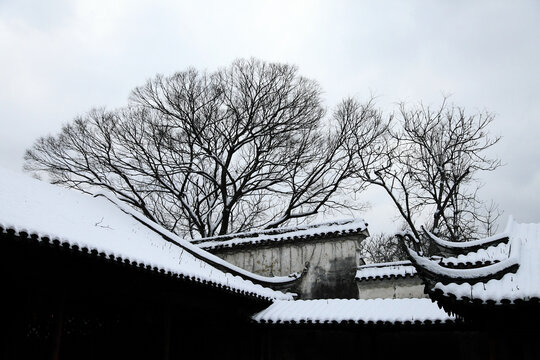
[3,231,539,360]
[256,324,540,360]
[1,232,266,360]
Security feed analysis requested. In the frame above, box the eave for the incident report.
[421,225,509,257]
[397,232,520,286]
[96,193,304,291]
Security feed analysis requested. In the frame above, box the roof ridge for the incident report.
[358,260,413,269]
[191,218,365,244]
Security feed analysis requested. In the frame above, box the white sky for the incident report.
[1,0,539,235]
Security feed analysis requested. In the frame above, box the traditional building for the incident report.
[355,260,426,299]
[4,166,539,359]
[251,297,461,359]
[247,219,540,359]
[398,218,540,359]
[191,219,369,299]
[0,168,293,359]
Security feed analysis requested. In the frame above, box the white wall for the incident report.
[357,276,427,299]
[214,234,367,299]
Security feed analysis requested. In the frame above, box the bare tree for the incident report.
[25,58,385,238]
[358,232,408,263]
[351,97,502,244]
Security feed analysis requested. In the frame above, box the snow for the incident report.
[355,260,417,281]
[193,218,368,251]
[432,219,540,304]
[422,217,513,250]
[0,168,293,301]
[252,298,455,324]
[196,217,364,241]
[406,239,520,280]
[97,192,303,285]
[441,242,509,267]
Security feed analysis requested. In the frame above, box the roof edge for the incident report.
[420,218,513,256]
[0,227,280,302]
[94,193,302,293]
[400,232,520,285]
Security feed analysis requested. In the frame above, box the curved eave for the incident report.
[421,225,509,256]
[400,236,520,286]
[439,259,500,269]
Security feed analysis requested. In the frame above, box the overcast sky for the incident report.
[1,0,539,235]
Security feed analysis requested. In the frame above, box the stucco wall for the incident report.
[212,234,366,299]
[356,276,427,299]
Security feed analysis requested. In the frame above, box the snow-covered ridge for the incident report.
[95,192,304,287]
[252,298,455,325]
[355,260,418,281]
[405,239,520,282]
[193,218,368,251]
[354,250,509,282]
[0,168,293,301]
[440,242,509,267]
[421,218,512,251]
[403,217,540,305]
[432,220,540,304]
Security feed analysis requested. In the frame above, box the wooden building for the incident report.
[0,168,293,359]
[397,218,540,359]
[3,167,540,360]
[251,297,468,359]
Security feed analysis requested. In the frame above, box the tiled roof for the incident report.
[355,260,418,281]
[440,242,508,268]
[192,218,368,251]
[252,298,455,325]
[402,217,540,305]
[421,225,510,256]
[0,168,293,301]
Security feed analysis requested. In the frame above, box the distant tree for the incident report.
[358,232,408,263]
[349,97,502,248]
[25,58,386,238]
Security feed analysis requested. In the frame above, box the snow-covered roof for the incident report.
[192,218,368,251]
[252,298,455,325]
[355,260,418,281]
[421,225,510,256]
[403,217,540,305]
[440,242,509,268]
[0,168,293,301]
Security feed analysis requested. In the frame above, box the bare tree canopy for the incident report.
[25,58,386,238]
[25,59,502,245]
[358,232,408,263]
[353,97,502,245]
